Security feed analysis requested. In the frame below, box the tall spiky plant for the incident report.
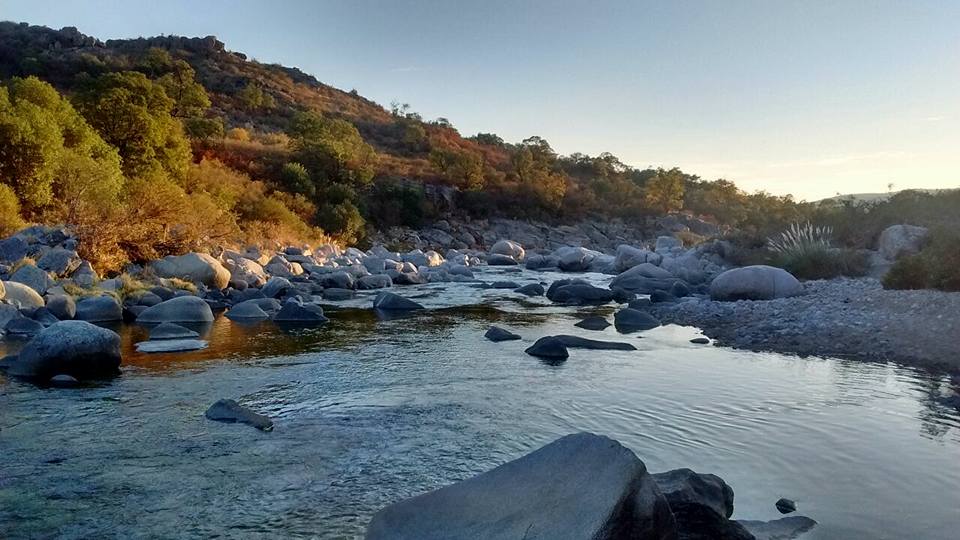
[767,222,833,256]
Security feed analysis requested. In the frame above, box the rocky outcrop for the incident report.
[709,265,803,301]
[366,433,677,540]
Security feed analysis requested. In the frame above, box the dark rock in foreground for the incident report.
[4,321,121,381]
[614,308,661,333]
[653,468,752,539]
[524,336,570,360]
[366,432,677,540]
[552,334,637,351]
[204,398,273,431]
[775,498,797,514]
[575,315,611,330]
[484,326,521,342]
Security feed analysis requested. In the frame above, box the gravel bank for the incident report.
[650,278,960,372]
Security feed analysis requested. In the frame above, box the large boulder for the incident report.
[709,265,803,301]
[150,252,231,289]
[36,248,81,277]
[225,257,267,287]
[366,432,677,540]
[136,296,214,323]
[652,468,751,539]
[45,295,76,320]
[10,263,54,294]
[555,246,598,272]
[878,224,928,261]
[3,281,47,310]
[614,244,661,272]
[75,295,122,322]
[0,236,28,263]
[610,264,684,294]
[490,239,525,261]
[5,321,121,381]
[614,308,661,333]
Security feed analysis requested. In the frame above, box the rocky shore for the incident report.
[651,278,960,371]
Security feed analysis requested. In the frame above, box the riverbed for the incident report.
[1,268,959,539]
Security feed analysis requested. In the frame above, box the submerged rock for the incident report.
[575,316,611,331]
[551,335,636,351]
[373,292,424,311]
[6,321,121,381]
[136,339,208,353]
[484,326,521,342]
[513,282,545,296]
[524,336,570,360]
[204,398,273,431]
[366,432,677,540]
[148,322,200,340]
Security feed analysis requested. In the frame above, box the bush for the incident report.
[227,127,251,141]
[883,229,960,291]
[766,222,868,280]
[0,184,26,236]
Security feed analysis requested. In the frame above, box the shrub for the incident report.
[766,222,867,280]
[883,229,960,291]
[0,183,26,236]
[227,127,250,141]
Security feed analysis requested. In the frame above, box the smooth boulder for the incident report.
[614,308,661,333]
[373,292,424,311]
[490,239,525,261]
[75,295,122,322]
[2,281,45,310]
[709,265,803,301]
[878,224,928,260]
[524,336,570,360]
[366,432,677,540]
[6,321,121,380]
[484,326,521,342]
[136,296,214,323]
[151,252,231,289]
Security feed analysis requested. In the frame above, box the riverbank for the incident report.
[650,277,960,372]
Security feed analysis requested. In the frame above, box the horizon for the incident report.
[2,0,959,200]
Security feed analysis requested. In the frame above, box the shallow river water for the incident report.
[1,267,959,539]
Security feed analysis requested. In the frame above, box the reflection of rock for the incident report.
[136,339,208,353]
[148,322,199,340]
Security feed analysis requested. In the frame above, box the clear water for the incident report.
[1,268,958,539]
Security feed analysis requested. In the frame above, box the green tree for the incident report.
[280,162,313,197]
[643,168,685,213]
[73,71,191,181]
[238,83,275,111]
[0,183,25,236]
[288,111,377,187]
[430,148,484,190]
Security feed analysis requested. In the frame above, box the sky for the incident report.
[2,0,959,200]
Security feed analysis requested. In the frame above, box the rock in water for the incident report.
[737,516,817,540]
[273,300,328,323]
[690,337,711,345]
[524,336,570,360]
[551,335,637,351]
[136,339,208,353]
[372,292,424,311]
[490,239,525,261]
[709,265,802,301]
[484,326,521,342]
[136,296,214,323]
[6,321,121,381]
[204,399,273,431]
[148,322,200,340]
[575,316,611,331]
[652,468,751,539]
[225,301,271,321]
[775,498,797,514]
[366,432,677,540]
[513,282,545,296]
[614,308,661,333]
[486,254,519,266]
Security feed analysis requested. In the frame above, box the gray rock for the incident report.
[373,292,424,311]
[44,295,76,321]
[490,239,525,261]
[737,516,817,540]
[136,339,208,353]
[273,300,328,323]
[225,301,270,320]
[226,257,267,287]
[70,261,98,288]
[484,326,521,342]
[556,246,597,272]
[575,316,611,331]
[655,235,682,253]
[320,271,355,290]
[486,280,521,289]
[150,252,231,289]
[149,322,200,340]
[10,263,54,294]
[6,321,121,380]
[5,316,45,336]
[204,399,273,431]
[0,236,28,263]
[513,283,545,296]
[487,254,519,266]
[524,336,570,360]
[31,307,60,326]
[651,290,678,303]
[709,265,803,301]
[366,432,677,540]
[261,276,293,298]
[36,248,81,276]
[775,498,797,514]
[322,288,355,301]
[525,254,557,270]
[75,295,122,322]
[136,296,213,323]
[614,308,661,333]
[551,335,637,351]
[2,281,45,309]
[357,274,393,290]
[614,244,659,272]
[653,468,751,540]
[547,280,614,305]
[878,224,928,260]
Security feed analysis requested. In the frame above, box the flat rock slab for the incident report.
[366,432,677,540]
[552,335,637,351]
[204,398,273,431]
[136,339,209,353]
[737,516,817,540]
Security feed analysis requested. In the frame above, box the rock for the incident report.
[737,516,817,540]
[31,307,60,326]
[878,224,928,260]
[226,257,267,287]
[49,374,80,387]
[136,296,213,323]
[547,280,614,305]
[709,265,803,301]
[670,281,691,298]
[575,316,611,331]
[150,252,231,289]
[322,288,355,301]
[373,292,424,311]
[610,264,685,294]
[487,254,519,266]
[6,321,121,380]
[36,248,81,277]
[135,292,163,307]
[261,276,293,298]
[149,322,200,340]
[655,235,682,253]
[653,468,752,540]
[650,290,678,303]
[524,336,570,360]
[775,498,797,514]
[556,246,597,272]
[357,274,393,290]
[204,399,274,431]
[136,339,208,353]
[264,255,302,277]
[0,236,28,263]
[525,254,557,271]
[5,316,45,336]
[75,295,122,322]
[690,337,710,345]
[273,300,328,323]
[150,286,176,301]
[614,244,659,273]
[484,326,521,342]
[225,301,270,320]
[614,308,661,333]
[392,271,427,285]
[366,432,677,540]
[490,239,525,261]
[629,298,652,310]
[70,261,99,288]
[551,335,637,351]
[513,283,545,296]
[320,271,355,290]
[10,263,54,294]
[2,281,45,309]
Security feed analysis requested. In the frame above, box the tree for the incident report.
[73,71,191,181]
[288,111,377,187]
[0,183,25,236]
[510,136,567,211]
[238,83,275,111]
[280,162,313,197]
[643,168,685,213]
[430,148,484,190]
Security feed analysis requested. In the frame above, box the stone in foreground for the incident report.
[709,265,802,301]
[204,398,274,431]
[366,432,677,540]
[484,326,521,342]
[652,468,751,539]
[6,321,121,381]
[372,291,424,311]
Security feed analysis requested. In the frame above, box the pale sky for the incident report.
[2,0,959,200]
